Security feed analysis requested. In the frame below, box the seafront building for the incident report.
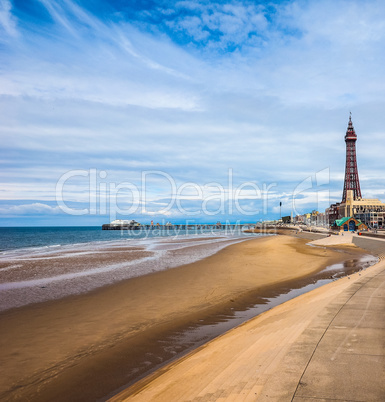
[338,190,385,227]
[325,203,340,226]
[334,216,368,232]
[293,210,327,226]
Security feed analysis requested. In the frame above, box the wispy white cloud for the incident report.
[1,0,201,110]
[0,0,18,39]
[37,0,78,35]
[0,203,62,215]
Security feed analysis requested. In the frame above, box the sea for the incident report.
[0,226,254,252]
[0,226,262,311]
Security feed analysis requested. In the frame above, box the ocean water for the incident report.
[0,226,253,253]
[0,226,262,311]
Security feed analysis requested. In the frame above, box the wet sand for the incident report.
[0,235,370,401]
[0,235,248,311]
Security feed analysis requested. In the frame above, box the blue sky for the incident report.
[1,0,385,226]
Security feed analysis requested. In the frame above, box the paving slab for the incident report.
[309,326,385,356]
[293,354,385,401]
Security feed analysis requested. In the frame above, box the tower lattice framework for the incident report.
[342,115,362,202]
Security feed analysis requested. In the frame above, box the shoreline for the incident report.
[0,233,256,311]
[0,234,375,401]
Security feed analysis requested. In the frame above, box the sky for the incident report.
[1,0,385,226]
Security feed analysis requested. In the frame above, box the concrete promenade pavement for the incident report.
[289,234,385,401]
[290,265,385,401]
[113,238,385,402]
[308,230,385,251]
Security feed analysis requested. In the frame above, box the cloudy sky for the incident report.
[1,0,385,226]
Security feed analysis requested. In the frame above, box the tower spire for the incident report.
[342,114,362,202]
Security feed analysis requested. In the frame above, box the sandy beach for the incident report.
[113,248,385,402]
[0,234,374,401]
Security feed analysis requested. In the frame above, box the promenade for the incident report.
[112,236,385,401]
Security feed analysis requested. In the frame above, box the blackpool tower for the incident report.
[342,115,362,202]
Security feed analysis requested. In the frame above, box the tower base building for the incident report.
[338,190,385,228]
